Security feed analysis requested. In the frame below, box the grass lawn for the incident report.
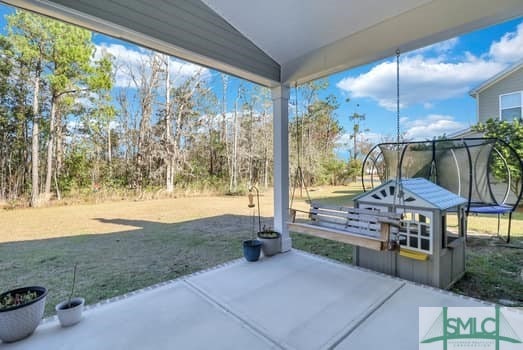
[1,183,522,317]
[0,195,266,316]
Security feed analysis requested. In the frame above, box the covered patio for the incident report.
[3,251,486,350]
[4,0,523,251]
[1,0,523,348]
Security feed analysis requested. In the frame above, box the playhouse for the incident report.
[353,178,468,289]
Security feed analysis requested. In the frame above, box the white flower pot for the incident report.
[0,286,47,343]
[55,297,84,327]
[257,231,281,256]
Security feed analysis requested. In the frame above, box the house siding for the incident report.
[478,66,523,123]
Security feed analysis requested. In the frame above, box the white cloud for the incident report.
[360,131,384,144]
[336,55,505,110]
[95,43,209,88]
[336,115,464,153]
[109,120,119,129]
[403,114,466,140]
[337,131,386,149]
[336,22,523,110]
[414,37,459,55]
[66,120,81,131]
[489,22,523,64]
[75,96,93,109]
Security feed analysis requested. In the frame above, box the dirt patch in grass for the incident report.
[292,233,353,264]
[451,236,523,306]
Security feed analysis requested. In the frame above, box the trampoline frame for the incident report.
[361,138,523,242]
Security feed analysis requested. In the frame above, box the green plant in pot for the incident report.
[248,185,282,257]
[55,263,85,327]
[257,225,281,257]
[0,286,48,343]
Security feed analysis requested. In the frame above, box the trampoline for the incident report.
[362,138,523,242]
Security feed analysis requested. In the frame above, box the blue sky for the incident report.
[1,4,523,150]
[331,17,523,145]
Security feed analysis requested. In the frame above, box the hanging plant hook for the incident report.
[248,185,261,233]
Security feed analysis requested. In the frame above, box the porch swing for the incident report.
[287,50,404,251]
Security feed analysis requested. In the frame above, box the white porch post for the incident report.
[271,84,291,252]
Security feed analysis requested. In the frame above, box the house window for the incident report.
[499,91,522,121]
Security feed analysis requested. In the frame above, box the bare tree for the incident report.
[130,52,162,188]
[163,55,174,192]
[30,62,42,206]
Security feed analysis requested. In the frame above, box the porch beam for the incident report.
[271,85,291,252]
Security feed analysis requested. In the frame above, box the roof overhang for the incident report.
[2,0,523,87]
[281,0,523,84]
[2,0,281,86]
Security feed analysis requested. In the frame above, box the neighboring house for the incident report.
[470,59,523,123]
[449,60,523,138]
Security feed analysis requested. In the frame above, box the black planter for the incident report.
[243,239,262,262]
[0,287,47,313]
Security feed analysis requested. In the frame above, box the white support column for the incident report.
[271,84,291,252]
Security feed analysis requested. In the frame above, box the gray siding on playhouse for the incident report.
[353,180,467,289]
[354,249,396,276]
[478,66,523,122]
[353,212,465,289]
[45,0,280,83]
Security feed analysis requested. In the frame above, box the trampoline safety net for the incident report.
[362,138,523,212]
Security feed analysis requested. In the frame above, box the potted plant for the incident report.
[257,226,281,257]
[245,185,282,258]
[243,238,262,262]
[243,187,262,262]
[55,264,84,327]
[0,286,47,343]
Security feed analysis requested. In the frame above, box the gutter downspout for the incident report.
[475,92,480,123]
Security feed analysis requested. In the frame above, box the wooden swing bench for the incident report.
[288,203,402,251]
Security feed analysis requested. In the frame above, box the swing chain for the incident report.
[289,82,312,212]
[392,49,406,244]
[392,49,402,212]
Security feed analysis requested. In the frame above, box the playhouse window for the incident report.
[398,210,432,254]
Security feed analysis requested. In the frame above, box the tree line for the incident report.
[0,10,350,206]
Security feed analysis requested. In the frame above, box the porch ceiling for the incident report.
[3,0,523,86]
[202,0,433,65]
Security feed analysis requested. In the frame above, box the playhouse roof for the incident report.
[355,178,467,210]
[401,178,467,209]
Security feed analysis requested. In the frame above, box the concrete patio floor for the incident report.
[2,250,487,350]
